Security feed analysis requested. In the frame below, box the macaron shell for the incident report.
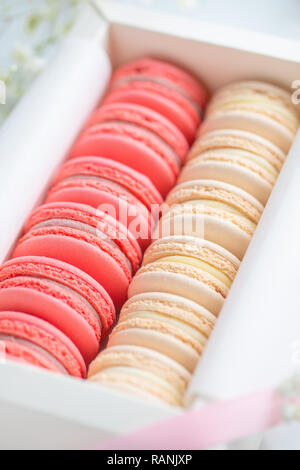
[190,129,286,170]
[161,179,262,256]
[164,178,263,258]
[16,201,142,309]
[13,228,130,311]
[88,344,191,406]
[70,128,176,198]
[89,343,190,379]
[128,266,225,316]
[111,291,215,372]
[91,379,173,406]
[90,370,183,406]
[103,85,197,144]
[0,312,86,377]
[157,211,251,260]
[200,109,295,153]
[52,157,163,211]
[0,256,115,338]
[108,327,200,373]
[208,81,299,127]
[213,80,293,101]
[86,103,189,164]
[0,281,99,364]
[206,81,299,137]
[166,178,263,222]
[46,180,152,251]
[23,202,142,274]
[123,291,216,324]
[109,291,215,373]
[4,341,65,373]
[79,117,181,179]
[143,235,240,277]
[179,158,273,205]
[109,58,208,110]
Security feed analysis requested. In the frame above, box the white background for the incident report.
[127,0,300,40]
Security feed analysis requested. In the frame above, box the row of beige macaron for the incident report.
[88,81,300,406]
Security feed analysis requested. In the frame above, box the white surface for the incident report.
[99,0,300,65]
[1,1,300,449]
[124,0,300,41]
[0,361,177,450]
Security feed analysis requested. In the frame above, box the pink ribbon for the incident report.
[99,384,300,450]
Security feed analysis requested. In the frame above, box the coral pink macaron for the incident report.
[13,202,142,310]
[46,157,163,251]
[0,257,115,364]
[0,312,86,378]
[105,58,208,143]
[70,103,189,198]
[86,103,189,165]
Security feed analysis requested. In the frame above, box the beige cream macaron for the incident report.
[157,179,263,260]
[180,129,286,205]
[201,81,300,153]
[128,235,239,316]
[88,344,191,406]
[108,292,216,372]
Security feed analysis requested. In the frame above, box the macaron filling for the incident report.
[0,335,68,374]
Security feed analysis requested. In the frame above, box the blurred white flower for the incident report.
[12,43,45,78]
[25,55,47,75]
[12,43,35,64]
[0,0,84,125]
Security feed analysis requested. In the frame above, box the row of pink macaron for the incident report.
[0,58,208,379]
[87,80,300,406]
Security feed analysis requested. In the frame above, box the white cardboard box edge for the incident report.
[0,1,300,449]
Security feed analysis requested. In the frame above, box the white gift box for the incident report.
[0,0,300,450]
